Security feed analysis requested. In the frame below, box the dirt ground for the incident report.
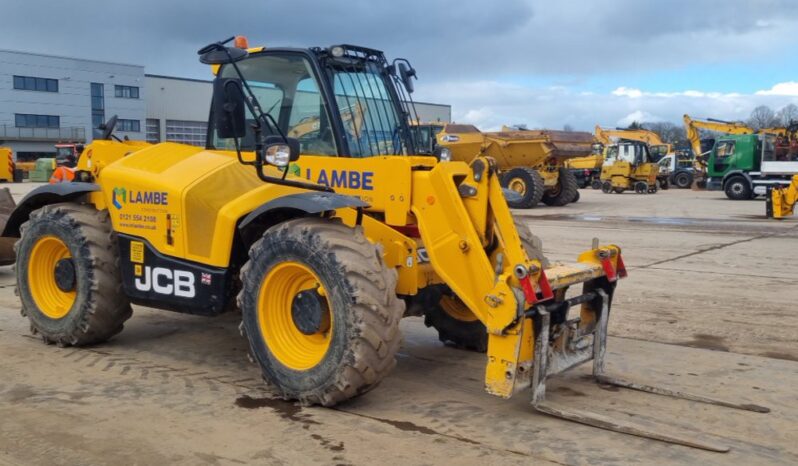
[1,185,796,465]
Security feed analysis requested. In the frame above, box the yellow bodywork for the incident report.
[0,147,14,182]
[565,153,603,170]
[437,124,592,204]
[768,175,798,219]
[439,125,594,169]
[600,161,658,190]
[594,125,672,153]
[83,137,621,398]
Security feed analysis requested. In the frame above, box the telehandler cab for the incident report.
[6,37,767,451]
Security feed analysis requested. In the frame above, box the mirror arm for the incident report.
[254,168,333,193]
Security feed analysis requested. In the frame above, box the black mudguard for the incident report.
[238,191,368,231]
[2,182,100,237]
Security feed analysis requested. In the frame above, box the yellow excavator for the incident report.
[568,126,674,190]
[594,126,673,160]
[7,36,768,452]
[683,115,754,157]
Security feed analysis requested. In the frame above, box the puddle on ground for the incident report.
[235,394,320,427]
[525,214,769,226]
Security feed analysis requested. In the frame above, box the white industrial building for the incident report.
[0,49,451,161]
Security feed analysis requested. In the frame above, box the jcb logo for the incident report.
[134,266,195,298]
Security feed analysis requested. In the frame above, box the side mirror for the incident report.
[397,62,416,94]
[212,77,246,139]
[262,135,301,168]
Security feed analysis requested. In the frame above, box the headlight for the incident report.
[330,46,345,58]
[439,147,452,162]
[265,144,291,167]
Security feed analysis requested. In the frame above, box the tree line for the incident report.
[563,104,798,148]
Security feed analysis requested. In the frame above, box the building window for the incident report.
[115,85,140,99]
[146,119,161,143]
[13,75,58,92]
[117,119,141,132]
[91,83,105,128]
[166,120,207,146]
[15,113,60,128]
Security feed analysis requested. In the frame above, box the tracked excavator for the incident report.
[593,126,673,160]
[6,36,768,452]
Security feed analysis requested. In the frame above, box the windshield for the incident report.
[213,54,338,156]
[411,124,443,154]
[212,51,411,158]
[55,147,73,159]
[649,144,668,161]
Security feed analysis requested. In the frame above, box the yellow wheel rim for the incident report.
[440,295,478,322]
[508,178,527,195]
[27,236,75,319]
[258,262,332,371]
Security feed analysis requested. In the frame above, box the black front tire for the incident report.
[16,204,132,346]
[238,218,404,406]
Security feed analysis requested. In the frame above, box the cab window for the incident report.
[715,140,735,161]
[211,54,337,156]
[330,65,404,158]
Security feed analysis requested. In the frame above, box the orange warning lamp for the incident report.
[234,36,249,49]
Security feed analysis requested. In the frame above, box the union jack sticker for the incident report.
[201,273,212,285]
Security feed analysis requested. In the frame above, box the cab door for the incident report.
[712,140,735,174]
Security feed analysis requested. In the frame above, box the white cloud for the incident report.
[617,111,662,126]
[612,87,643,98]
[755,82,798,96]
[416,80,798,132]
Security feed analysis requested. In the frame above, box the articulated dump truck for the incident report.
[436,125,593,208]
[11,37,768,452]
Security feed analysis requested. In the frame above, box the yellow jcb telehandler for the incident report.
[6,37,766,452]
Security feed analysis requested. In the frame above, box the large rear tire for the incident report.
[238,218,404,406]
[424,219,548,352]
[501,167,545,209]
[15,204,132,346]
[541,168,578,206]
